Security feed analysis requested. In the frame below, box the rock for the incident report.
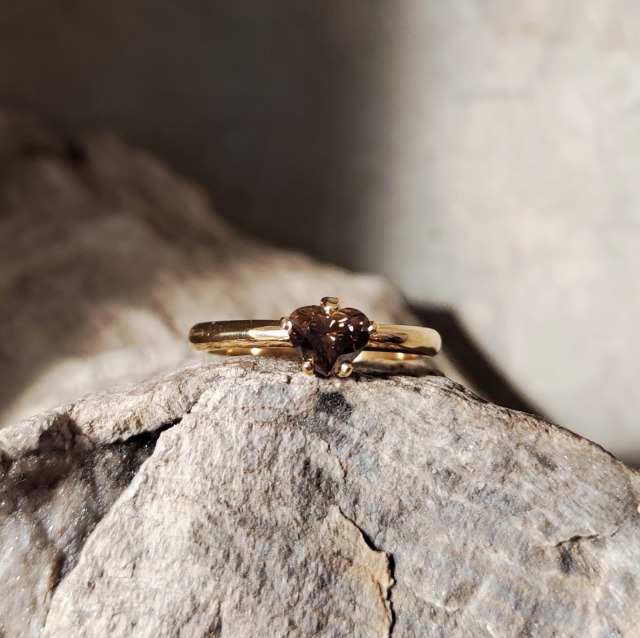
[1,358,639,637]
[0,107,434,428]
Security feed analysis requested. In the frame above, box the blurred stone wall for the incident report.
[0,1,638,460]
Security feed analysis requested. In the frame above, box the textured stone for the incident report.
[0,108,433,428]
[1,358,639,636]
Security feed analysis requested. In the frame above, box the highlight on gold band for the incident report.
[189,297,442,378]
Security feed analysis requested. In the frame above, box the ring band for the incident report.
[189,297,441,378]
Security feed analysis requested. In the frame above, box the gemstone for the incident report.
[288,304,372,376]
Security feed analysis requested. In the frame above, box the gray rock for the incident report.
[0,107,430,427]
[1,358,639,637]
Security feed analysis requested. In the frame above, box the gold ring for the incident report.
[189,296,442,378]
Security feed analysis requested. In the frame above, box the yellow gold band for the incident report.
[189,320,441,358]
[189,297,441,377]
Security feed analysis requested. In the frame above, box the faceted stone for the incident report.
[288,304,372,376]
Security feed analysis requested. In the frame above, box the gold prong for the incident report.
[368,321,379,335]
[301,358,315,375]
[337,362,354,378]
[280,316,293,332]
[321,296,340,314]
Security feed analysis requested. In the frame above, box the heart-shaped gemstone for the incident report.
[288,304,372,376]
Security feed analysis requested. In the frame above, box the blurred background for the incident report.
[1,1,639,463]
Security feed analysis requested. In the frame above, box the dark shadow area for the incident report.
[0,1,395,424]
[410,304,548,419]
[413,306,640,468]
[1,411,174,585]
[0,129,240,424]
[411,305,640,469]
[0,1,390,267]
[2,4,637,467]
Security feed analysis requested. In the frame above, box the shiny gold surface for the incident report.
[189,296,441,376]
[189,320,442,357]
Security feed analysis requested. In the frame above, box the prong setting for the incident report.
[337,362,354,378]
[287,298,372,377]
[320,296,340,315]
[368,321,379,336]
[280,317,293,332]
[301,358,315,375]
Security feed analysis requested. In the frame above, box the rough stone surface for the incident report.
[2,2,639,458]
[0,107,432,428]
[1,358,639,637]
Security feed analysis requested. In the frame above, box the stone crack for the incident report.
[337,506,397,636]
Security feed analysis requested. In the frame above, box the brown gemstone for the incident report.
[288,304,372,376]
